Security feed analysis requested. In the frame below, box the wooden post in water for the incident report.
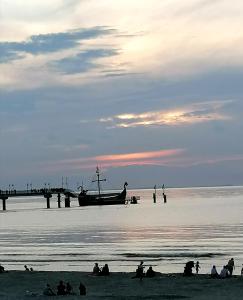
[153,185,157,203]
[1,196,8,211]
[65,194,71,207]
[44,193,52,209]
[57,193,61,208]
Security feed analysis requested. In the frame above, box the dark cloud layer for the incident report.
[0,27,116,63]
[51,49,119,74]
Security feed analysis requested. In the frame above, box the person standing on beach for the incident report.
[227,258,235,276]
[137,261,145,280]
[195,261,200,274]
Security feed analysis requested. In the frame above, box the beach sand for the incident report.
[0,271,243,299]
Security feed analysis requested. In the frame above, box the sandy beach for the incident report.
[0,271,243,299]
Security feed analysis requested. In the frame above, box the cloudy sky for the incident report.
[1,0,243,189]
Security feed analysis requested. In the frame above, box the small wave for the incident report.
[0,253,89,257]
[119,252,224,258]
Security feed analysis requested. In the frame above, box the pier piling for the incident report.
[1,196,8,211]
[65,194,71,208]
[44,193,52,209]
[57,193,61,208]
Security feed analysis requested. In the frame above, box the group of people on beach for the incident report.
[132,261,156,279]
[183,258,243,279]
[92,263,110,276]
[24,264,34,272]
[43,281,86,296]
[42,263,110,297]
[211,258,237,278]
[183,261,200,276]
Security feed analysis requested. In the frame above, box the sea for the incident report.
[1,186,243,275]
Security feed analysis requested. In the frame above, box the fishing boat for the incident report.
[78,167,128,206]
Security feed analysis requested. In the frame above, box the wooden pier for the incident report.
[0,188,77,211]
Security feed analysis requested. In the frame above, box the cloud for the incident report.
[42,149,185,172]
[100,100,232,128]
[51,49,119,74]
[39,148,243,175]
[45,143,89,152]
[0,27,116,64]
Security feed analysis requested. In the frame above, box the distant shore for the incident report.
[0,271,243,299]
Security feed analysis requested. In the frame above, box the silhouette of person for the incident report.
[24,265,29,271]
[220,266,229,278]
[101,264,110,276]
[183,261,194,276]
[132,261,145,280]
[93,263,100,275]
[0,264,5,273]
[226,258,235,276]
[195,261,200,274]
[43,284,55,296]
[79,282,86,295]
[57,280,66,295]
[146,266,155,277]
[211,265,219,278]
[66,282,73,295]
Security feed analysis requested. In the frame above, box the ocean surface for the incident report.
[1,186,243,274]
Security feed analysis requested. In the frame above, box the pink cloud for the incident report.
[42,148,185,172]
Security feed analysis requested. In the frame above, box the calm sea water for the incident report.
[1,186,243,274]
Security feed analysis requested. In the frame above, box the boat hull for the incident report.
[78,188,126,206]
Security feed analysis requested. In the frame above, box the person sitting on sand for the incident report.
[57,280,66,295]
[183,261,194,276]
[100,264,110,276]
[146,266,155,277]
[241,264,243,276]
[93,263,101,276]
[30,267,34,272]
[195,261,200,274]
[220,266,229,279]
[24,265,29,271]
[79,282,86,295]
[43,284,56,296]
[66,282,74,295]
[132,261,145,280]
[0,264,5,273]
[210,265,219,278]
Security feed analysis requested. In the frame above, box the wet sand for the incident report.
[0,271,243,299]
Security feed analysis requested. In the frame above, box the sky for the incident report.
[1,0,243,190]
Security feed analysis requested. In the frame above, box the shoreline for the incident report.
[0,271,243,299]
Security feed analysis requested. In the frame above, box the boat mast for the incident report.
[92,166,106,198]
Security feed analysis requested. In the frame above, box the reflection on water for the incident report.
[1,186,243,273]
